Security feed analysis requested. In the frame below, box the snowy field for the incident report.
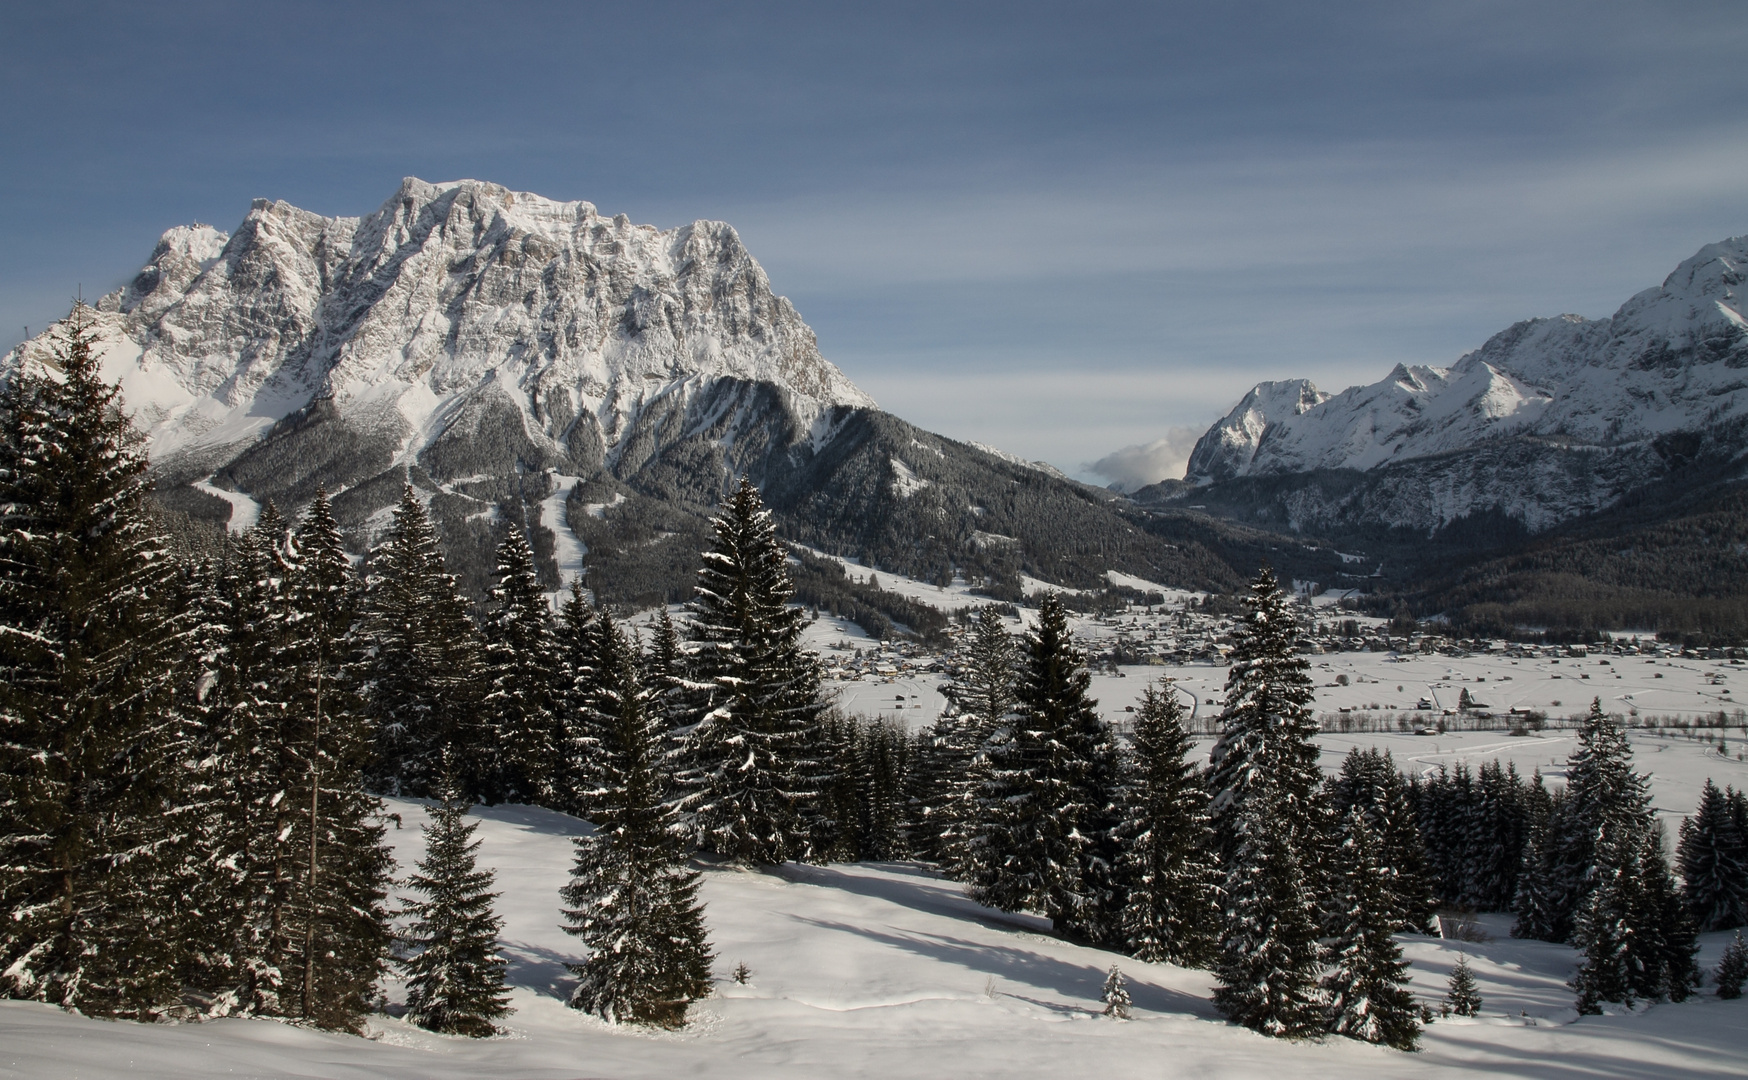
[4,794,1745,1080]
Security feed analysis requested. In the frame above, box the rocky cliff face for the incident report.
[1175,236,1748,534]
[11,177,874,523]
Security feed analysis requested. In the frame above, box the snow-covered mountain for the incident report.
[1175,236,1748,534]
[13,178,871,495]
[5,178,1247,598]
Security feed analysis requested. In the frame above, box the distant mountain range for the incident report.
[1136,235,1748,639]
[5,179,1287,605]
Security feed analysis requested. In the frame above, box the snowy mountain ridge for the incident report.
[1177,236,1748,533]
[13,177,873,480]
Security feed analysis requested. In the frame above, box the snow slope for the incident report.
[4,796,1743,1080]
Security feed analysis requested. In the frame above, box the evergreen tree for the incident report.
[1512,781,1566,942]
[551,580,601,814]
[399,770,512,1037]
[1211,790,1327,1038]
[929,606,1018,873]
[562,614,712,1027]
[1207,568,1320,860]
[1444,954,1482,1017]
[480,527,561,806]
[279,492,395,1031]
[360,484,486,798]
[0,303,198,1018]
[1116,680,1220,966]
[1677,779,1748,931]
[1206,568,1324,1036]
[967,593,1116,940]
[1332,748,1437,934]
[858,718,911,861]
[1101,965,1131,1019]
[1553,698,1654,943]
[1716,931,1747,999]
[677,479,827,865]
[1323,808,1421,1051]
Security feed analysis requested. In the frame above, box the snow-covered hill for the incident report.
[1177,237,1748,533]
[2,777,1743,1079]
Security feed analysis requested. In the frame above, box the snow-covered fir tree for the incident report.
[360,484,486,797]
[1571,825,1699,1012]
[480,527,561,806]
[1511,778,1565,942]
[1211,790,1327,1038]
[1322,808,1420,1050]
[968,593,1117,941]
[399,768,512,1037]
[1115,680,1220,967]
[1550,698,1654,943]
[677,479,827,865]
[1207,568,1320,860]
[562,614,713,1027]
[1101,965,1131,1019]
[279,492,396,1031]
[1444,954,1482,1017]
[1206,568,1325,1036]
[552,579,601,814]
[928,605,1018,874]
[1331,747,1437,934]
[0,303,198,1018]
[1677,779,1748,931]
[1716,931,1747,999]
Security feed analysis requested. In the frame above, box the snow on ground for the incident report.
[539,473,588,600]
[4,797,1743,1079]
[191,475,261,535]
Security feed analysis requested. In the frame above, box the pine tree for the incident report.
[280,492,395,1031]
[1207,568,1320,860]
[480,527,561,806]
[678,479,827,866]
[1101,965,1131,1019]
[1332,748,1437,934]
[1444,954,1482,1017]
[1207,568,1324,1036]
[1554,698,1654,943]
[929,606,1018,873]
[399,770,512,1037]
[360,484,486,798]
[1323,808,1420,1051]
[551,580,601,814]
[967,593,1116,940]
[1716,931,1747,999]
[0,303,198,1018]
[1211,790,1327,1038]
[1677,779,1748,932]
[562,614,712,1027]
[1116,680,1220,966]
[1571,830,1640,1014]
[1512,780,1566,942]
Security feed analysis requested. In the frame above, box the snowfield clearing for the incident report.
[3,797,1744,1079]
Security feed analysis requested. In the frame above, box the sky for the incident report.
[3,1,1746,485]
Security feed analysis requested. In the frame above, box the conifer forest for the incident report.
[4,309,1747,1065]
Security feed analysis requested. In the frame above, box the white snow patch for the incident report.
[540,473,588,597]
[888,457,931,499]
[191,476,262,534]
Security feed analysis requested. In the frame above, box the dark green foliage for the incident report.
[1208,567,1326,1036]
[1444,955,1482,1017]
[788,549,950,644]
[1572,827,1701,1012]
[678,479,828,865]
[552,581,601,814]
[1412,760,1533,913]
[1716,931,1747,998]
[0,304,197,1018]
[1324,808,1421,1050]
[1211,790,1327,1038]
[361,485,487,798]
[1512,778,1566,943]
[1677,779,1748,931]
[1332,748,1437,934]
[480,528,561,805]
[399,775,512,1037]
[1207,568,1320,861]
[925,606,1018,876]
[562,614,712,1027]
[968,593,1116,940]
[1115,680,1220,967]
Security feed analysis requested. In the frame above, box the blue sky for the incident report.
[4,1,1746,483]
